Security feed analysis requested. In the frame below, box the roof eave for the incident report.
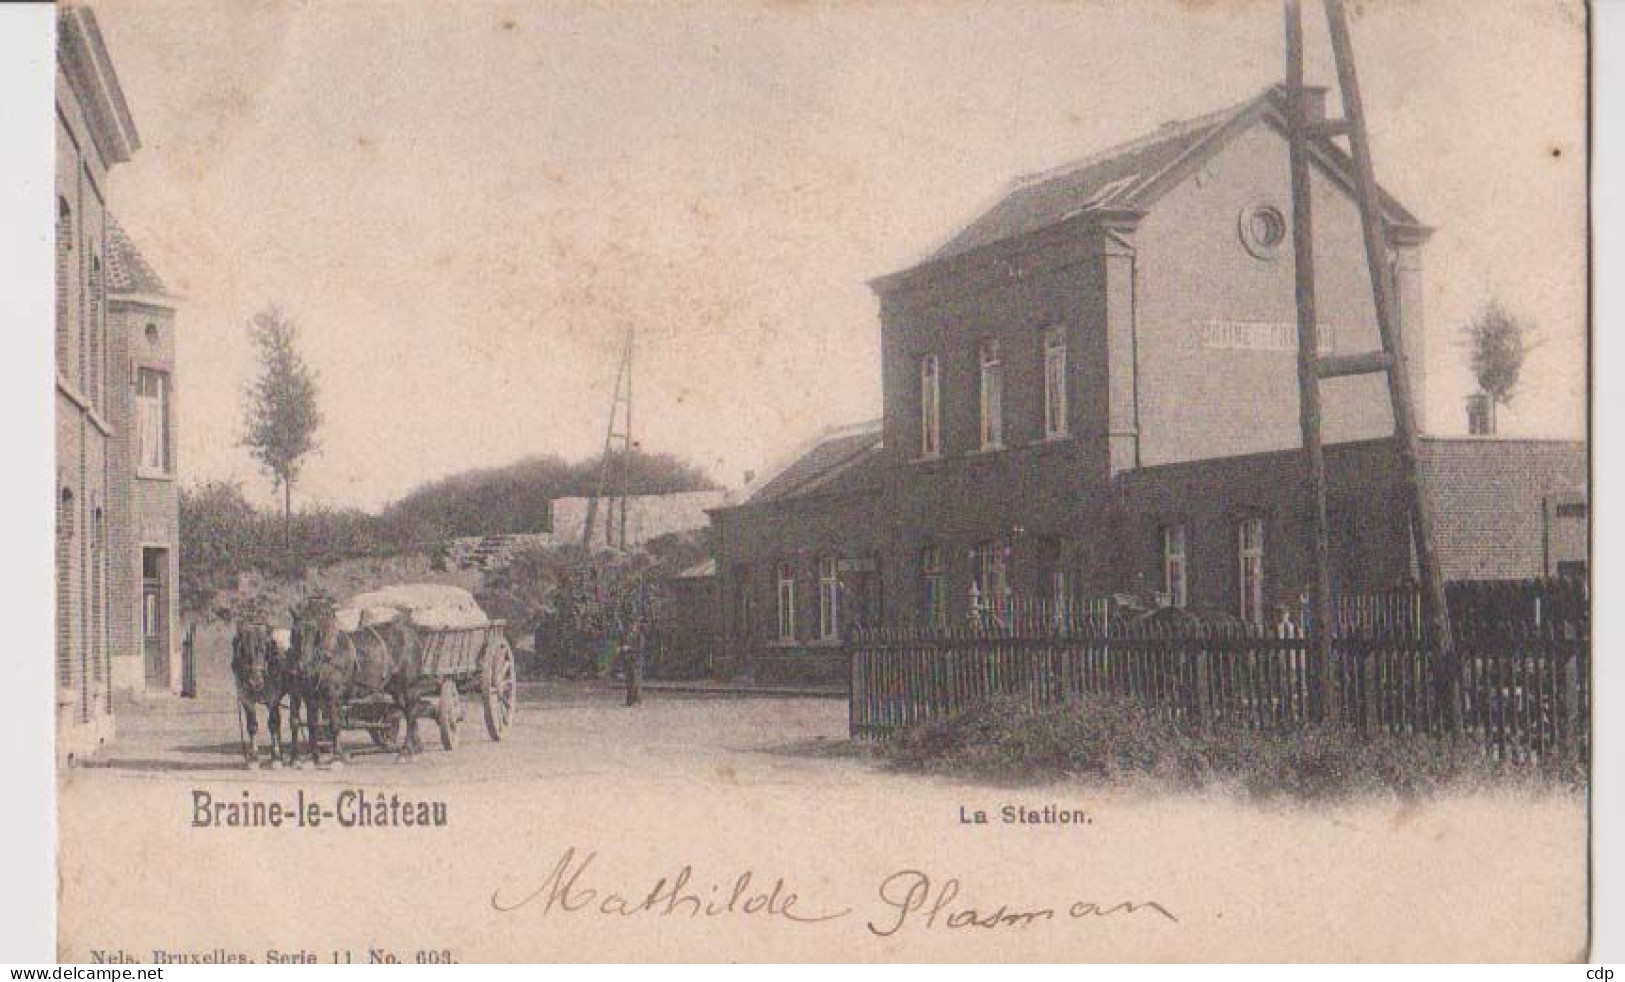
[109,289,183,308]
[59,8,141,167]
[869,207,1148,296]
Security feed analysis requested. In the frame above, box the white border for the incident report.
[0,1,1616,970]
[0,2,60,965]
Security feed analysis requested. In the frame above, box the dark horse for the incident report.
[288,597,428,767]
[231,616,294,768]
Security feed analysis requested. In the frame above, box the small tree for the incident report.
[241,305,321,545]
[177,480,259,614]
[1463,300,1535,432]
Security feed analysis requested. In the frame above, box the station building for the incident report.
[706,85,1586,684]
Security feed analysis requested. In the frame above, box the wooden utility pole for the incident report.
[1283,0,1336,719]
[1283,0,1456,726]
[582,327,635,554]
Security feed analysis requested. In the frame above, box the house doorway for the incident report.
[142,548,169,691]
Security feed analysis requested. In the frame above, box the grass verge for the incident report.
[882,693,1585,800]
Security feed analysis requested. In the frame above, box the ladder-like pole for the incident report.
[1283,0,1456,727]
[1321,0,1455,727]
[582,328,634,554]
[1283,0,1337,720]
[617,326,635,551]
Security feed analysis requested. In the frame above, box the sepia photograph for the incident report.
[45,0,1588,963]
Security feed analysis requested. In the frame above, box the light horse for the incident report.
[230,614,294,768]
[288,596,428,767]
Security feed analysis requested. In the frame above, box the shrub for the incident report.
[884,694,1574,800]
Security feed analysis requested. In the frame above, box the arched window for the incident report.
[56,198,71,369]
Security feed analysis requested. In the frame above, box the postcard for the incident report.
[52,0,1588,962]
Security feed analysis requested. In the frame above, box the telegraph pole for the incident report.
[1283,0,1456,726]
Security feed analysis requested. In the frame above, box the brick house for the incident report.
[106,218,182,697]
[55,5,177,758]
[707,85,1586,684]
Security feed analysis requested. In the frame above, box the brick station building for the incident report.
[707,85,1586,684]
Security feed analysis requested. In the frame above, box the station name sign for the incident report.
[1200,319,1338,355]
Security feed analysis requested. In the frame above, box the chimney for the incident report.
[1466,392,1495,436]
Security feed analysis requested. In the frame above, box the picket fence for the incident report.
[848,579,1589,763]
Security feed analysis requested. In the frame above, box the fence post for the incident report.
[1361,648,1377,734]
[181,621,197,699]
[1195,648,1213,735]
[1565,649,1581,763]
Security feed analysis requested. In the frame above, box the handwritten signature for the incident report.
[490,847,1178,935]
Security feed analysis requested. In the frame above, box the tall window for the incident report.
[970,540,1011,619]
[56,488,74,690]
[776,562,796,642]
[847,558,883,632]
[732,564,754,640]
[91,507,104,686]
[919,545,946,629]
[89,256,103,410]
[978,339,1003,450]
[817,557,840,641]
[1038,536,1080,620]
[1238,517,1265,625]
[919,354,940,457]
[1043,327,1068,439]
[1162,525,1188,608]
[56,198,71,370]
[136,369,171,475]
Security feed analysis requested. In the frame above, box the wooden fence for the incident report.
[848,580,1588,763]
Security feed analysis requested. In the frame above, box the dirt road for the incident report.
[58,685,1585,962]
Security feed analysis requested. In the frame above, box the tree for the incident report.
[178,480,260,614]
[241,305,322,545]
[1463,300,1535,431]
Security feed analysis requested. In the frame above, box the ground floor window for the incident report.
[732,564,754,640]
[776,562,796,642]
[970,540,1011,620]
[1238,517,1264,625]
[817,556,840,641]
[919,546,946,628]
[844,559,884,633]
[1037,536,1083,622]
[1162,524,1188,608]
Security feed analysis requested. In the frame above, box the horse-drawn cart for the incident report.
[322,585,518,753]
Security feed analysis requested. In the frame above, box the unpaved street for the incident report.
[58,683,1585,962]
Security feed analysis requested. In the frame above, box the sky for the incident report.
[92,0,1587,512]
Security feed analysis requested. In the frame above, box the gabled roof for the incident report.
[918,85,1422,268]
[740,420,884,506]
[105,215,168,296]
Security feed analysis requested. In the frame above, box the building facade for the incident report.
[708,86,1586,684]
[106,218,182,697]
[56,5,169,759]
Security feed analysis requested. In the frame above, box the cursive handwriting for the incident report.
[867,870,1178,937]
[490,847,853,924]
[490,849,1178,937]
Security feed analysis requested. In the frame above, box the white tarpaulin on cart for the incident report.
[339,584,490,631]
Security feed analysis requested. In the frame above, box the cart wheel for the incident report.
[369,707,405,752]
[482,636,517,741]
[437,679,460,751]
